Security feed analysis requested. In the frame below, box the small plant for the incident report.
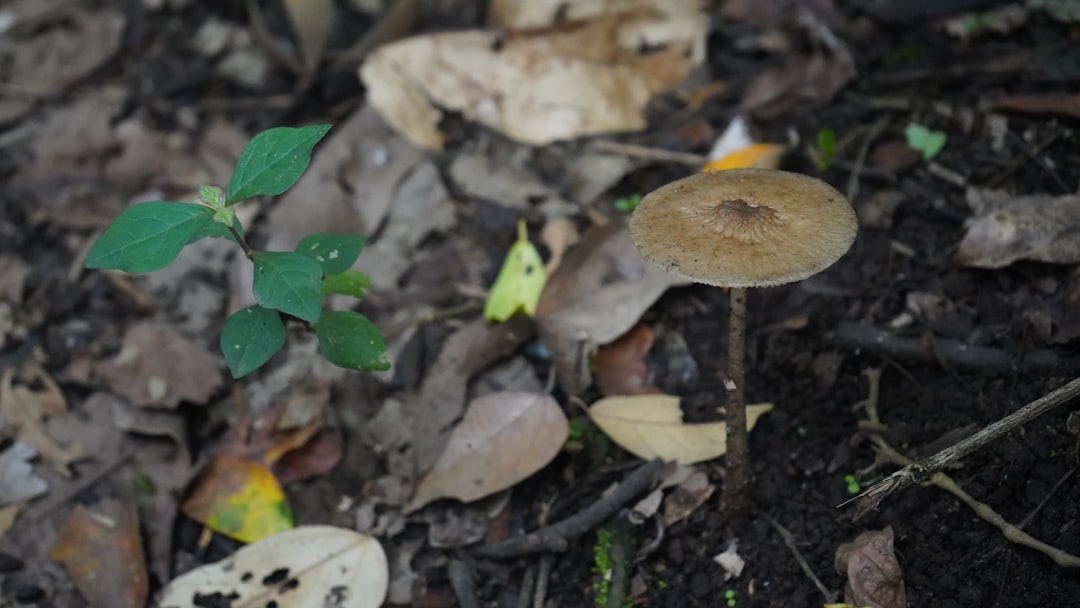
[808,127,835,170]
[724,589,737,607]
[592,527,614,606]
[905,123,947,161]
[614,193,642,213]
[844,474,861,495]
[86,125,389,378]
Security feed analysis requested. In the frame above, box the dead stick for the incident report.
[851,376,1080,512]
[475,459,663,558]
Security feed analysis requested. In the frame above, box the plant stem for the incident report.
[228,223,254,260]
[721,286,750,524]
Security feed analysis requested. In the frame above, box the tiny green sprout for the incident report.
[905,123,947,161]
[657,579,668,589]
[592,528,615,606]
[614,193,643,213]
[808,127,835,170]
[844,474,861,495]
[86,125,389,378]
[724,589,737,607]
[796,425,808,437]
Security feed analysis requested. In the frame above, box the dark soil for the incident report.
[3,0,1080,607]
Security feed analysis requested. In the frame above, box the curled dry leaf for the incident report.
[536,221,688,395]
[360,9,703,149]
[50,498,148,608]
[588,394,772,464]
[834,526,906,608]
[404,392,569,513]
[662,470,714,526]
[594,323,661,396]
[159,526,388,608]
[955,188,1080,268]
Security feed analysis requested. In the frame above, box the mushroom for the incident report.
[628,168,857,519]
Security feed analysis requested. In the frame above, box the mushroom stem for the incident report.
[721,286,751,523]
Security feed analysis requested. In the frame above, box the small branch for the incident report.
[759,511,836,603]
[475,459,664,559]
[852,376,1080,512]
[845,370,1080,568]
[447,559,481,608]
[589,140,706,167]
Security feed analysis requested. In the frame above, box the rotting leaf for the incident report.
[588,394,772,464]
[834,526,906,608]
[159,526,388,608]
[96,322,222,409]
[0,362,83,473]
[50,498,148,608]
[360,10,704,149]
[536,221,688,395]
[594,324,661,396]
[0,443,48,506]
[662,470,714,526]
[181,454,294,543]
[404,392,569,513]
[955,188,1080,268]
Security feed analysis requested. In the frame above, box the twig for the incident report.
[845,117,889,205]
[515,565,536,608]
[852,375,1080,512]
[981,465,1078,563]
[533,554,555,608]
[447,559,481,608]
[475,459,664,558]
[759,511,837,604]
[845,370,1080,568]
[834,322,1065,373]
[589,140,706,167]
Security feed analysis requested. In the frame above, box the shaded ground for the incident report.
[2,0,1080,607]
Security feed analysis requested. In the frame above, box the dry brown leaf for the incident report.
[536,221,688,395]
[50,498,148,608]
[834,526,906,608]
[0,362,83,474]
[96,322,222,409]
[594,323,661,396]
[404,391,569,513]
[662,469,714,525]
[588,394,773,464]
[159,526,388,608]
[360,10,703,149]
[282,0,335,74]
[955,188,1080,268]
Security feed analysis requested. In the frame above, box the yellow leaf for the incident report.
[701,142,787,172]
[588,394,772,464]
[484,219,547,322]
[182,455,293,543]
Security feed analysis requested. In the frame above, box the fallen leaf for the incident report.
[484,220,547,321]
[541,218,581,276]
[588,394,773,464]
[0,362,83,473]
[955,188,1080,268]
[536,221,688,395]
[50,498,148,608]
[594,324,660,396]
[489,0,703,30]
[159,526,388,608]
[282,0,335,74]
[360,10,704,148]
[96,322,223,409]
[834,526,906,608]
[0,443,48,506]
[404,391,569,513]
[713,539,745,581]
[181,454,293,543]
[701,117,786,172]
[662,470,714,525]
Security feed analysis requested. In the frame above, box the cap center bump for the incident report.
[699,199,784,244]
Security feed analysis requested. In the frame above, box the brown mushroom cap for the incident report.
[629,168,857,288]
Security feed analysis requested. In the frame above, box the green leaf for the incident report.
[221,305,286,378]
[295,233,367,275]
[315,310,390,371]
[484,219,546,322]
[86,202,215,273]
[226,125,331,204]
[322,270,371,298]
[614,194,642,213]
[905,123,947,161]
[199,184,225,208]
[251,251,324,322]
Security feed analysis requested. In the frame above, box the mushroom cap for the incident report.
[629,168,857,288]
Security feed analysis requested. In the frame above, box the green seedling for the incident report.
[844,474,861,495]
[614,193,642,213]
[87,125,389,378]
[808,127,835,170]
[724,589,737,607]
[592,527,614,606]
[905,123,947,161]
